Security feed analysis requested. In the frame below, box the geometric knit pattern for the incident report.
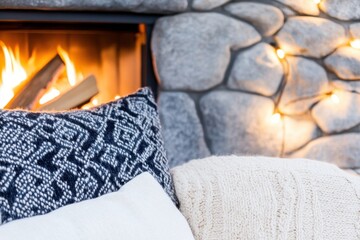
[0,87,177,225]
[171,156,360,240]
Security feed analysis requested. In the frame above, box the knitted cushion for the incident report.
[0,87,177,225]
[171,156,360,240]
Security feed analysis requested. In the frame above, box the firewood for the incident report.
[5,54,64,110]
[37,75,98,111]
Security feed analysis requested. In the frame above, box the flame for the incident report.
[39,87,60,105]
[0,41,28,108]
[57,46,77,87]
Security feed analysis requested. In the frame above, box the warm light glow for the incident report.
[331,93,340,104]
[0,41,28,108]
[39,88,60,105]
[115,95,121,100]
[57,46,77,87]
[313,0,321,4]
[91,98,99,106]
[350,39,360,49]
[276,49,285,59]
[269,113,282,124]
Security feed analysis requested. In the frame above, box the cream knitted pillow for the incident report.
[171,156,360,240]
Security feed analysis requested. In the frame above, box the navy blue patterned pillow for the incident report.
[0,87,177,225]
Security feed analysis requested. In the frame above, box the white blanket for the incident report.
[172,156,360,240]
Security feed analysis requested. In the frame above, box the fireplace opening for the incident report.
[0,10,160,111]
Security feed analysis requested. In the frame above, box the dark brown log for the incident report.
[5,54,64,110]
[37,75,98,111]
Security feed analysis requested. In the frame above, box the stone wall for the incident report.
[2,0,359,174]
[151,0,360,173]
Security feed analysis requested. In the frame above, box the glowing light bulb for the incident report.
[331,93,340,104]
[115,95,121,100]
[313,0,321,4]
[350,39,360,49]
[276,49,285,59]
[269,113,281,124]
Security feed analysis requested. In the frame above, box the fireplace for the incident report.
[0,10,160,110]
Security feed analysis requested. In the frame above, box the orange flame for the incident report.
[39,87,60,105]
[0,41,28,108]
[57,46,77,87]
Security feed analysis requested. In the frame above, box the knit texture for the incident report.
[171,156,360,240]
[0,88,177,225]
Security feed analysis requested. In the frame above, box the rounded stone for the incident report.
[227,43,283,96]
[290,133,360,168]
[152,13,261,91]
[192,0,230,10]
[279,57,331,115]
[199,91,283,156]
[275,17,347,58]
[350,23,360,39]
[276,0,320,16]
[284,116,319,153]
[158,92,210,167]
[225,2,284,36]
[332,80,360,93]
[325,47,360,80]
[320,0,360,21]
[312,90,360,133]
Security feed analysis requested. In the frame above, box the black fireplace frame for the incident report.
[0,10,161,97]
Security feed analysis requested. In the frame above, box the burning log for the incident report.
[37,75,99,111]
[5,54,65,110]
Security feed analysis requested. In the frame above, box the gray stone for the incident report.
[332,80,360,93]
[325,47,360,80]
[278,5,297,17]
[275,17,346,58]
[279,57,331,115]
[290,133,360,168]
[225,2,284,36]
[284,116,319,153]
[192,0,230,10]
[320,0,360,21]
[200,91,283,156]
[158,92,210,167]
[152,13,261,91]
[0,0,188,13]
[276,0,320,16]
[350,23,360,39]
[312,90,360,133]
[227,43,283,96]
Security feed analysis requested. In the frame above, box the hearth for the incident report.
[0,10,159,110]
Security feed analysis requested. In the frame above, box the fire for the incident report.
[0,41,28,108]
[39,87,60,105]
[57,46,77,87]
[39,47,82,105]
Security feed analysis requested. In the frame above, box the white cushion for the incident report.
[0,172,195,240]
[171,156,360,240]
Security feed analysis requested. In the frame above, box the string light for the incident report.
[269,112,282,124]
[350,39,360,49]
[313,0,321,4]
[330,93,340,104]
[276,49,285,59]
[114,95,121,100]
